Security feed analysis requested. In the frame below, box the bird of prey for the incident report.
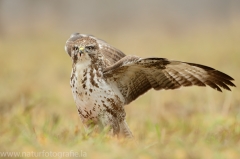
[65,33,235,138]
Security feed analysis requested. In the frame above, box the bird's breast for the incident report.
[70,62,125,121]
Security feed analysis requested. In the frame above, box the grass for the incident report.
[0,24,240,158]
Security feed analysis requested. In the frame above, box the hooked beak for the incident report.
[78,47,84,57]
[79,47,84,53]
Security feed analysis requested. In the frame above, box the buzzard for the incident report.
[65,33,235,138]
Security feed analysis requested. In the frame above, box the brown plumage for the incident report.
[65,33,235,138]
[104,57,235,104]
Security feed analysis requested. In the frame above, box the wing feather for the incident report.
[104,56,236,105]
[92,36,126,65]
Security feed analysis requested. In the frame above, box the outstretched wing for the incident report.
[103,56,236,104]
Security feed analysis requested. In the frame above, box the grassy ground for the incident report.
[0,25,240,158]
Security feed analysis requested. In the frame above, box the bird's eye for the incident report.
[73,46,79,51]
[85,45,95,51]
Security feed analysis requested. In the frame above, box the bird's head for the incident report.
[65,33,99,62]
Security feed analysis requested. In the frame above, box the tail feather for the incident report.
[119,120,134,138]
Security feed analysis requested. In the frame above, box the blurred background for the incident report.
[0,0,240,158]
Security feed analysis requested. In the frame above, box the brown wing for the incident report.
[90,35,126,65]
[103,56,236,105]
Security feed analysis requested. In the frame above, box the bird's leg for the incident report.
[82,119,100,135]
[98,113,121,137]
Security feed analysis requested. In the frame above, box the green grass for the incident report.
[0,25,240,158]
